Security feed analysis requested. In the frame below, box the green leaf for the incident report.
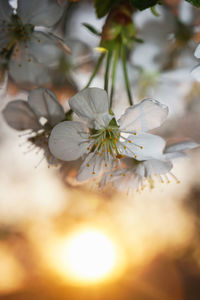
[94,0,120,18]
[82,23,101,36]
[130,0,160,10]
[185,0,200,7]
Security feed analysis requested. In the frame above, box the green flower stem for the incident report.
[121,43,133,106]
[85,52,105,88]
[104,49,112,92]
[110,43,120,109]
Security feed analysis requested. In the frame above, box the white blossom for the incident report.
[49,87,168,181]
[0,0,66,84]
[100,140,198,192]
[3,88,66,163]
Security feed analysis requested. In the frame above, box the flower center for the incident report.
[87,118,123,162]
[8,14,34,42]
[0,14,34,59]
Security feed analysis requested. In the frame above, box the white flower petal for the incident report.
[137,159,173,177]
[0,27,10,52]
[17,0,63,27]
[49,121,88,161]
[121,133,166,161]
[118,98,168,132]
[113,172,142,192]
[77,153,102,182]
[194,44,200,59]
[164,152,186,160]
[165,141,199,153]
[9,46,51,85]
[69,88,112,129]
[191,64,200,82]
[2,100,41,131]
[28,88,65,126]
[164,141,199,160]
[27,32,61,66]
[0,0,13,21]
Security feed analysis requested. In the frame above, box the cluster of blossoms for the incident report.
[48,87,198,191]
[1,0,200,193]
[3,87,197,192]
[0,0,68,85]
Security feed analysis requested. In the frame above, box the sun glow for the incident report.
[49,228,120,284]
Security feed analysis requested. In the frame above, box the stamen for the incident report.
[169,172,180,184]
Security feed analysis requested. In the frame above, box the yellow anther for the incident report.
[108,149,111,152]
[177,180,180,184]
[87,147,90,151]
[92,171,95,175]
[95,144,98,147]
[123,146,126,150]
[167,180,170,184]
[122,173,126,177]
[128,140,132,143]
[133,132,136,135]
[110,174,113,177]
[105,163,108,167]
[96,151,99,154]
[86,163,90,167]
[102,150,105,153]
[140,146,143,149]
[100,153,103,157]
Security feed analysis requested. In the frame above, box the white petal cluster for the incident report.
[3,86,198,192]
[0,0,64,84]
[3,88,66,164]
[49,87,189,189]
[100,141,198,192]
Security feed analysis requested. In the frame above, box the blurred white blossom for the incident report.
[0,0,65,84]
[3,88,66,163]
